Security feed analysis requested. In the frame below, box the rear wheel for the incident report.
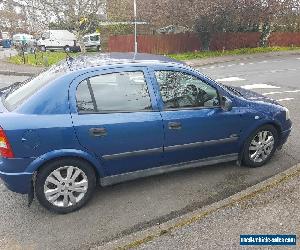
[64,46,70,52]
[243,125,278,168]
[35,158,96,214]
[40,45,46,52]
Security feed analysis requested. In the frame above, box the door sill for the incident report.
[100,153,238,186]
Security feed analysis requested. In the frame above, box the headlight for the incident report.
[283,107,290,121]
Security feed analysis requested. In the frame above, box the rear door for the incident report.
[70,67,164,177]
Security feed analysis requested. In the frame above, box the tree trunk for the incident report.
[75,31,86,53]
[199,32,211,51]
[259,22,272,47]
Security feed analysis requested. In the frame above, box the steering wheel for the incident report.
[184,85,210,106]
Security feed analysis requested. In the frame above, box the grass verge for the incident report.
[169,46,300,61]
[8,52,80,67]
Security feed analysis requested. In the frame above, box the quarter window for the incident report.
[76,71,152,113]
[155,71,220,109]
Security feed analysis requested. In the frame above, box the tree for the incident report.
[0,0,29,35]
[16,0,106,52]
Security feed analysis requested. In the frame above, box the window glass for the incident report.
[90,35,99,42]
[76,71,152,113]
[76,80,95,112]
[3,69,64,111]
[155,71,220,109]
[41,32,50,39]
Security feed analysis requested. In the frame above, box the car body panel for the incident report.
[69,66,165,176]
[0,53,292,195]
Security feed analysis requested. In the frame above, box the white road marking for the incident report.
[209,66,215,69]
[227,64,234,67]
[277,98,295,102]
[216,77,246,82]
[249,62,254,65]
[241,84,280,90]
[263,90,300,95]
[270,70,282,73]
[239,63,245,66]
[258,60,268,63]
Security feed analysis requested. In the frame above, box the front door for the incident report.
[151,68,245,165]
[70,67,164,176]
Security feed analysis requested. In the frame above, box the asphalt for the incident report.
[0,50,299,250]
[101,164,300,249]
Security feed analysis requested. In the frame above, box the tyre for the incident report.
[35,158,96,214]
[242,125,278,168]
[97,45,101,52]
[40,46,46,52]
[64,46,70,52]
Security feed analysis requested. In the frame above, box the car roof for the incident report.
[53,52,185,73]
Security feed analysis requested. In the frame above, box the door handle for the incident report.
[168,122,182,130]
[89,128,107,137]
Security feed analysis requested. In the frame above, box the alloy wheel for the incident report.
[44,166,88,208]
[249,130,275,163]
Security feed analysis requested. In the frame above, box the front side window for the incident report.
[41,32,50,39]
[76,71,152,113]
[155,71,220,109]
[90,35,99,42]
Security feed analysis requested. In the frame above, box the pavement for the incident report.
[0,49,299,249]
[97,163,300,249]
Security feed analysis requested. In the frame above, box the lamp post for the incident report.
[134,0,138,55]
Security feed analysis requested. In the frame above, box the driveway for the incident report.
[0,52,299,250]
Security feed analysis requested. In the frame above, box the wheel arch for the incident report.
[238,120,282,162]
[25,149,105,180]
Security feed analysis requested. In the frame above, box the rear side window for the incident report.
[76,71,152,113]
[2,69,63,111]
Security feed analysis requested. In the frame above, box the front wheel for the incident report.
[40,45,46,52]
[35,158,96,214]
[242,125,278,168]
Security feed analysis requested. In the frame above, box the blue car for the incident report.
[0,53,292,213]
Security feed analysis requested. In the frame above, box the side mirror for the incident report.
[221,96,233,111]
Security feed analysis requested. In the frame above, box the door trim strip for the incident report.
[165,136,239,152]
[100,153,238,186]
[102,136,239,160]
[103,147,163,161]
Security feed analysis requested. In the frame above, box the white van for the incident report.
[12,33,35,47]
[37,30,78,52]
[83,33,101,51]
